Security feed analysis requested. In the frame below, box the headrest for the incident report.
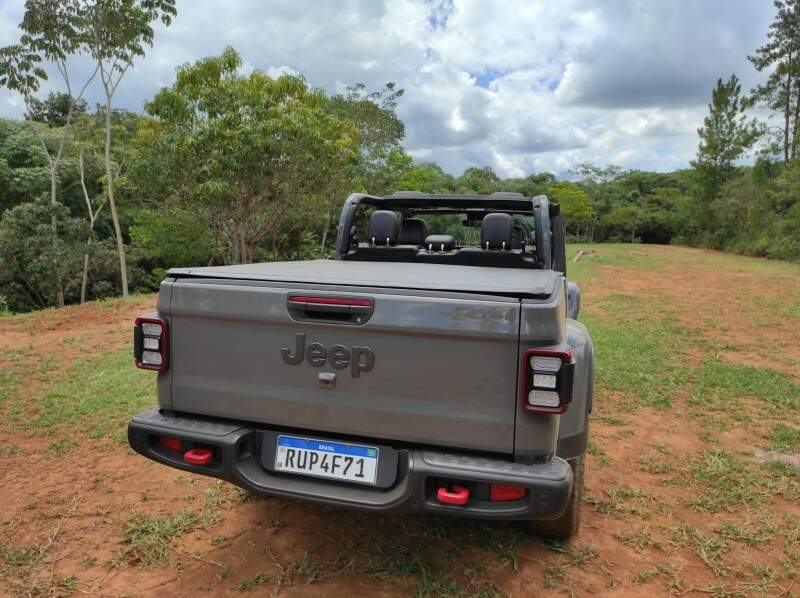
[424,234,455,252]
[368,210,399,246]
[481,213,513,250]
[511,225,525,250]
[398,218,428,245]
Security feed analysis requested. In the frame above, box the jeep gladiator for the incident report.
[128,191,594,539]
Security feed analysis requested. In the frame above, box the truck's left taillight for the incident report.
[134,314,169,372]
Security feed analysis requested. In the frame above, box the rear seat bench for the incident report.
[346,210,536,268]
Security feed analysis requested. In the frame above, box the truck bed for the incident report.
[168,260,559,298]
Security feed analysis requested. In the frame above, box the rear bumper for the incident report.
[128,408,573,521]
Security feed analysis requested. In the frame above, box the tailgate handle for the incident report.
[287,295,374,325]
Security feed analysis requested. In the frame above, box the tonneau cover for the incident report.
[168,260,559,298]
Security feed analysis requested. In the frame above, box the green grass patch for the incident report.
[21,349,156,440]
[119,509,198,567]
[770,424,800,452]
[685,450,800,513]
[690,359,800,415]
[580,293,691,409]
[585,483,658,518]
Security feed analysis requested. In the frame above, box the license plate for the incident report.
[274,435,379,485]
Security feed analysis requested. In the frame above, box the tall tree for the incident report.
[81,0,177,299]
[0,0,99,306]
[749,0,800,162]
[133,47,358,264]
[547,181,594,239]
[692,75,759,205]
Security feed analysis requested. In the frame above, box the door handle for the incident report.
[287,295,374,324]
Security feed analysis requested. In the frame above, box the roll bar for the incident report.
[334,192,564,273]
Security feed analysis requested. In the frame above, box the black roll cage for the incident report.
[334,191,566,273]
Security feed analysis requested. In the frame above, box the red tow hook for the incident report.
[437,484,470,505]
[184,448,213,466]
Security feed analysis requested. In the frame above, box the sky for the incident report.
[0,0,778,178]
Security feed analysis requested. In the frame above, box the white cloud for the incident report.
[0,0,778,178]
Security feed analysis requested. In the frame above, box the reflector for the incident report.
[490,483,526,501]
[159,436,181,453]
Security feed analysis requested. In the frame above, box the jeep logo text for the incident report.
[281,333,375,377]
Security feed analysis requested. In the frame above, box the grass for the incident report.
[770,423,800,451]
[585,483,658,518]
[18,348,156,441]
[579,293,691,409]
[119,510,198,567]
[690,358,800,417]
[685,450,800,513]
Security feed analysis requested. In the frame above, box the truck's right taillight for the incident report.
[134,314,169,372]
[520,348,574,414]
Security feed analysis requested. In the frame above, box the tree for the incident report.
[0,199,85,312]
[132,47,358,264]
[328,82,405,182]
[77,144,106,303]
[749,0,800,162]
[455,166,499,194]
[569,162,621,185]
[692,75,759,207]
[82,0,177,298]
[324,82,405,245]
[0,0,99,306]
[605,205,642,243]
[547,181,594,239]
[396,162,455,193]
[26,91,87,127]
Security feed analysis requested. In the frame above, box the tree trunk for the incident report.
[80,237,91,304]
[785,64,792,163]
[49,169,65,308]
[792,79,800,161]
[104,95,129,298]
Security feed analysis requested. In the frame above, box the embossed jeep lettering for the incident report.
[281,332,375,377]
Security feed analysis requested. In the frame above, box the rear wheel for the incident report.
[529,455,584,541]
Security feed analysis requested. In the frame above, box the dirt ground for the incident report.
[1,245,799,597]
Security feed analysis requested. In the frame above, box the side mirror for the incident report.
[567,282,581,319]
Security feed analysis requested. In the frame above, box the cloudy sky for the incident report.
[0,0,777,177]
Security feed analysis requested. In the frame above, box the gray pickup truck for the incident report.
[128,191,594,539]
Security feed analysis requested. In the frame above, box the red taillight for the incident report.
[134,314,169,372]
[490,483,526,502]
[519,348,574,414]
[159,436,182,453]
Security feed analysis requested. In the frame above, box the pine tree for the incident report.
[749,0,800,162]
[693,75,759,204]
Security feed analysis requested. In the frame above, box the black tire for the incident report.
[530,455,584,541]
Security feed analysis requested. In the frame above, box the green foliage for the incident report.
[130,207,214,279]
[692,75,759,210]
[26,92,87,127]
[748,0,800,162]
[133,47,359,264]
[0,199,85,311]
[547,181,593,230]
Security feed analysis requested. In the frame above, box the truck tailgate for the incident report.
[167,280,521,454]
